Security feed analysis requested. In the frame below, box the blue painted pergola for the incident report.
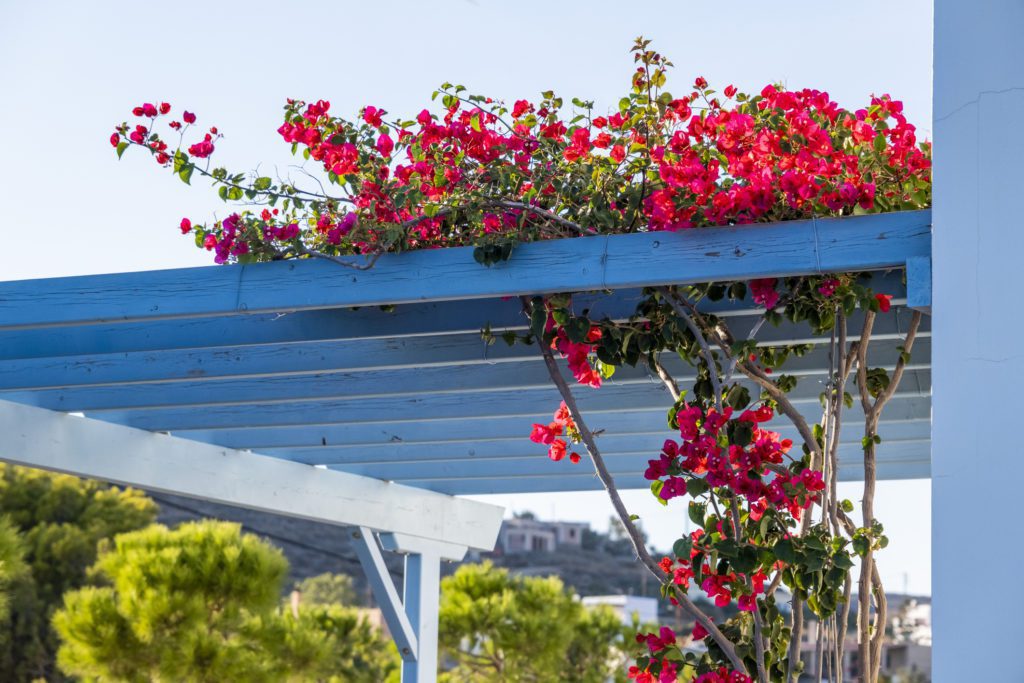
[0,209,930,681]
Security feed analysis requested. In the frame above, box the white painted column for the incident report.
[933,1,1024,680]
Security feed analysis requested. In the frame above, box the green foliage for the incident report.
[439,562,629,682]
[0,517,26,622]
[295,572,357,608]
[54,520,398,682]
[0,464,157,680]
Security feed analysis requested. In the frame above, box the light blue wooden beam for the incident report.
[906,256,932,314]
[362,458,932,495]
[0,308,927,392]
[90,375,930,432]
[262,419,932,465]
[2,337,929,412]
[323,439,930,482]
[0,210,930,329]
[0,271,912,361]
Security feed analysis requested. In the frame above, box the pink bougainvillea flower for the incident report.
[749,278,780,309]
[376,133,394,157]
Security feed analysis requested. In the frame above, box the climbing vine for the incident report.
[111,37,930,683]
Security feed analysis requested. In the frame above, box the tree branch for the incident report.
[658,287,723,414]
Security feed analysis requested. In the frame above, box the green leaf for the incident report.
[178,164,193,185]
[873,132,888,155]
[253,177,272,191]
[725,385,751,410]
[650,480,668,506]
[773,538,796,564]
[672,537,692,559]
[688,502,706,527]
[686,478,709,498]
[115,141,128,159]
[833,553,855,570]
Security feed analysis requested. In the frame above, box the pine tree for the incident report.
[0,464,157,680]
[54,520,399,682]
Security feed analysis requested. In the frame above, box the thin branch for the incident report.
[490,200,593,235]
[736,360,823,464]
[658,287,724,414]
[871,310,923,418]
[649,353,682,402]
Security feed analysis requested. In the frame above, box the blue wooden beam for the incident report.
[0,308,926,392]
[322,438,929,482]
[365,458,933,495]
[0,210,930,330]
[1,337,928,412]
[176,407,932,453]
[266,421,932,466]
[89,376,930,432]
[0,271,913,360]
[906,255,932,313]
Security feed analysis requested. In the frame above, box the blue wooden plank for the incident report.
[906,256,932,313]
[0,211,930,329]
[0,290,640,361]
[177,406,933,451]
[320,439,930,481]
[0,308,927,392]
[352,458,932,495]
[2,337,928,411]
[92,373,930,431]
[0,271,915,360]
[265,422,932,465]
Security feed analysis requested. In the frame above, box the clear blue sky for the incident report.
[0,0,933,594]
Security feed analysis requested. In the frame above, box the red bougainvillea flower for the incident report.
[547,439,567,461]
[183,110,196,124]
[188,135,215,158]
[692,620,709,640]
[876,293,893,312]
[362,105,383,128]
[179,218,192,234]
[529,423,560,445]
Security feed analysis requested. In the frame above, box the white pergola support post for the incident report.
[383,533,465,683]
[352,528,464,683]
[350,528,419,662]
[933,0,1024,679]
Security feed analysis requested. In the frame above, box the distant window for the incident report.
[531,536,549,552]
[569,529,576,538]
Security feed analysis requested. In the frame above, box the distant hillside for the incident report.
[149,491,716,618]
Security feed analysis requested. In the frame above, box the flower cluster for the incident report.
[110,41,930,270]
[628,625,752,683]
[528,401,582,463]
[645,403,823,519]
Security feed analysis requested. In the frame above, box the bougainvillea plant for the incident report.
[111,38,929,683]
